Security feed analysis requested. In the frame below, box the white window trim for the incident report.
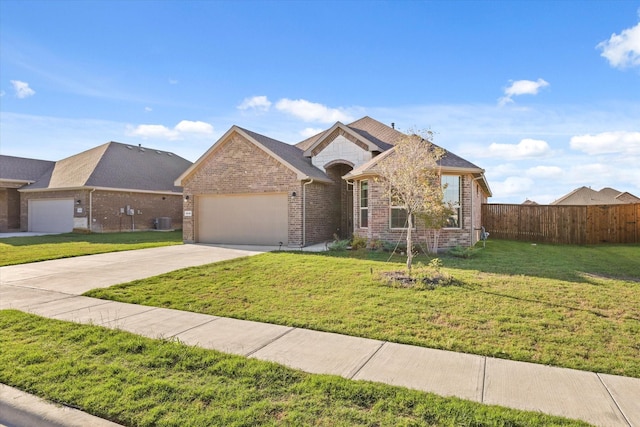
[442,175,462,229]
[389,196,415,230]
[360,180,368,229]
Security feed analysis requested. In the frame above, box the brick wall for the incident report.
[0,188,21,232]
[181,132,305,245]
[353,174,480,250]
[19,189,182,232]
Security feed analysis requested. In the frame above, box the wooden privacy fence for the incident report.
[481,203,640,244]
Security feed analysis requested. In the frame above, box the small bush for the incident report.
[327,239,350,251]
[367,239,384,251]
[449,245,480,258]
[350,234,368,250]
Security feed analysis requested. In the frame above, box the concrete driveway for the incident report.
[0,244,275,295]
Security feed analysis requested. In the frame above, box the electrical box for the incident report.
[120,207,125,214]
[127,208,135,216]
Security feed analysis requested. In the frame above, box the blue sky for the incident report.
[1,0,639,204]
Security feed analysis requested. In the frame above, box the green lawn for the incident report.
[0,310,588,427]
[0,231,182,266]
[86,240,640,378]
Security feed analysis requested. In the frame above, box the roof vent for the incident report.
[167,152,173,157]
[156,150,162,154]
[126,145,133,150]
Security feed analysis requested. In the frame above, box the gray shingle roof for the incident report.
[551,186,639,205]
[0,155,55,183]
[23,142,192,193]
[238,127,330,182]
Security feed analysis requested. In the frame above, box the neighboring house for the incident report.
[551,186,640,206]
[176,116,492,249]
[0,156,55,232]
[522,199,538,205]
[2,142,192,233]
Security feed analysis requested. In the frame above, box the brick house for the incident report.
[550,186,640,205]
[177,116,491,249]
[0,156,55,232]
[3,142,191,233]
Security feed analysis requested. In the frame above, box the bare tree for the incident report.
[376,129,447,271]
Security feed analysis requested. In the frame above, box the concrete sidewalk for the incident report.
[1,245,639,427]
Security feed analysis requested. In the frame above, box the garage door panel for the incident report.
[29,199,74,233]
[198,194,288,245]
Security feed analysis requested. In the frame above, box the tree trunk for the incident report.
[406,211,413,272]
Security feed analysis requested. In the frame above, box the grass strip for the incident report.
[0,310,589,426]
[0,231,182,266]
[85,241,640,378]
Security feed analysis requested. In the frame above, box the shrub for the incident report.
[350,234,368,250]
[448,245,480,258]
[327,239,350,251]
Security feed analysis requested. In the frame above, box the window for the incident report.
[390,194,414,229]
[442,175,461,228]
[360,180,368,228]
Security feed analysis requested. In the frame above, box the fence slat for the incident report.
[481,203,640,244]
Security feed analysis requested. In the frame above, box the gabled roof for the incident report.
[0,155,55,187]
[551,186,639,205]
[296,116,403,156]
[21,142,192,193]
[175,126,332,186]
[344,144,491,196]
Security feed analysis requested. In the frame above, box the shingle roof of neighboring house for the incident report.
[21,142,192,193]
[0,155,55,186]
[550,186,640,205]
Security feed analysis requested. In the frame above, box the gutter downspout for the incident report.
[302,179,314,247]
[471,176,484,245]
[89,188,96,232]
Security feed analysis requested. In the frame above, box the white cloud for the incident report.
[525,165,564,179]
[498,78,549,106]
[487,138,551,159]
[491,177,534,197]
[237,95,272,111]
[174,120,214,134]
[145,107,152,112]
[11,80,36,98]
[169,79,178,85]
[596,21,640,69]
[300,127,324,138]
[127,124,179,140]
[127,120,213,140]
[275,98,353,123]
[570,131,640,155]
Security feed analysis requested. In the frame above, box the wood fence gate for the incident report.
[481,203,640,244]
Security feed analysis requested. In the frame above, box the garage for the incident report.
[28,199,74,233]
[197,193,288,245]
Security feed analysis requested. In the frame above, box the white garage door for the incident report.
[197,193,288,245]
[28,199,74,233]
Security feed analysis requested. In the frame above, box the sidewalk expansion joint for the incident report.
[29,299,113,317]
[168,317,220,338]
[347,341,387,380]
[244,327,297,357]
[98,306,160,327]
[596,373,632,427]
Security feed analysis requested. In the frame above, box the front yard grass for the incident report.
[86,240,640,378]
[0,310,588,426]
[0,231,182,266]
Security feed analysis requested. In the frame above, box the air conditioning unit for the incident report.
[156,217,172,230]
